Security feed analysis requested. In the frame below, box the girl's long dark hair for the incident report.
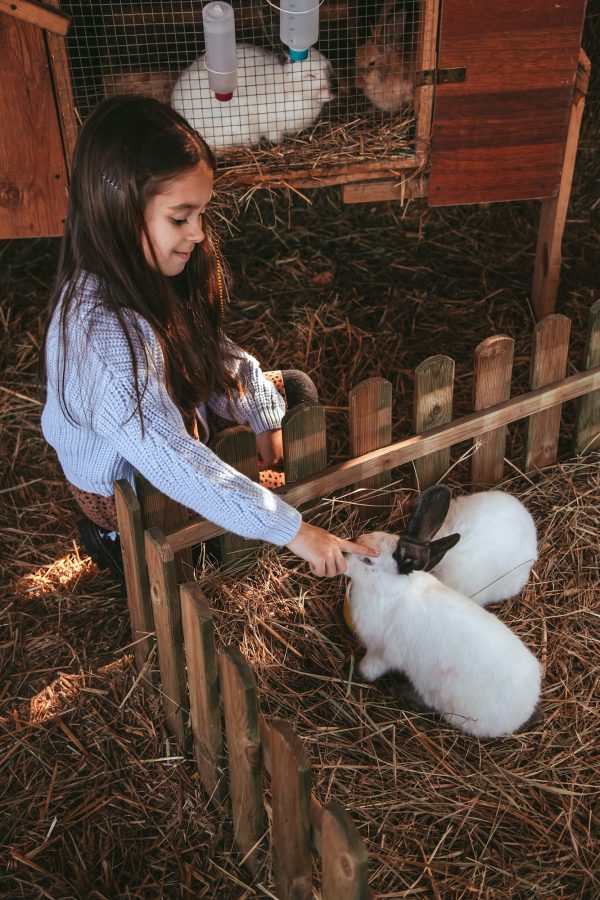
[40,94,241,430]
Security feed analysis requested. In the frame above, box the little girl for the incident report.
[41,95,375,579]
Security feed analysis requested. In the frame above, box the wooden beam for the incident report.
[165,366,600,552]
[0,0,70,35]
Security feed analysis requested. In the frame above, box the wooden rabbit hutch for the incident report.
[0,0,590,318]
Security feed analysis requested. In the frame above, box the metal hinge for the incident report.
[415,67,466,87]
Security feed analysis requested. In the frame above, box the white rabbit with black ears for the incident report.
[344,486,542,738]
[394,485,538,606]
[171,43,333,148]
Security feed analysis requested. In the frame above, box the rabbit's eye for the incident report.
[307,73,317,80]
[367,59,377,68]
[362,557,374,566]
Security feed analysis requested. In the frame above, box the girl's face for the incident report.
[142,161,214,277]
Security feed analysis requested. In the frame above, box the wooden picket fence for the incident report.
[114,304,600,898]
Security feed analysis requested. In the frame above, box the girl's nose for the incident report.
[189,219,205,243]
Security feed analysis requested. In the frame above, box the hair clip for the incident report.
[100,172,122,193]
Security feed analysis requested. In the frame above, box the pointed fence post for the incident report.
[217,645,265,875]
[413,355,454,489]
[269,719,313,900]
[283,403,328,499]
[144,528,188,748]
[209,426,260,571]
[180,583,225,803]
[525,314,571,471]
[471,336,514,486]
[349,378,393,522]
[322,800,369,900]
[574,298,600,455]
[135,473,194,584]
[114,479,154,674]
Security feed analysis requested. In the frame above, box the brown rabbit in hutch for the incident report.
[356,0,416,112]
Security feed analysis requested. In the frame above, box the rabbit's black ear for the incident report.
[405,485,452,542]
[425,533,461,571]
[392,536,430,574]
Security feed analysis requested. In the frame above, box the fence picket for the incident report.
[471,336,514,485]
[349,378,393,522]
[525,314,571,471]
[321,800,369,900]
[269,719,313,900]
[209,426,260,570]
[180,583,225,803]
[136,473,194,584]
[114,480,154,675]
[413,355,454,488]
[144,528,188,748]
[574,298,600,455]
[217,645,265,875]
[283,403,328,487]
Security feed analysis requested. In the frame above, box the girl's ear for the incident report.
[424,532,461,571]
[405,484,452,542]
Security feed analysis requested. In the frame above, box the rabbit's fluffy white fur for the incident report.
[431,491,538,605]
[171,44,333,148]
[345,532,541,738]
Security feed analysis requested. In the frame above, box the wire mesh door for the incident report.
[51,1,438,185]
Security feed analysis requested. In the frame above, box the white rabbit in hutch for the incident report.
[171,44,334,149]
[344,486,542,739]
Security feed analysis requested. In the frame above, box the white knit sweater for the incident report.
[41,274,302,545]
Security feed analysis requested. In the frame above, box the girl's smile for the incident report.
[142,161,214,276]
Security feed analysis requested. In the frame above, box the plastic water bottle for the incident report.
[202,2,237,101]
[280,0,319,62]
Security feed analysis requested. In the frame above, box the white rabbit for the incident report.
[344,501,542,738]
[171,44,333,148]
[393,486,538,606]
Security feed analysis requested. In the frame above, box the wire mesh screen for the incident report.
[53,1,437,181]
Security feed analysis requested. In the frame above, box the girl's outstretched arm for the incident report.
[287,521,379,577]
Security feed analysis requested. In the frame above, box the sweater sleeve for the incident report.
[206,337,285,433]
[89,333,301,546]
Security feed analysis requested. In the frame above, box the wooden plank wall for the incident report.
[0,11,68,236]
[429,0,587,205]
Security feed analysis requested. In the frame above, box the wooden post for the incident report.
[217,646,265,875]
[136,474,194,585]
[114,480,154,674]
[321,801,369,900]
[269,719,313,900]
[283,403,328,490]
[349,378,393,523]
[209,426,260,571]
[413,355,455,488]
[574,299,600,455]
[144,528,188,749]
[471,336,514,486]
[180,583,225,803]
[531,49,591,320]
[414,0,440,159]
[525,315,571,472]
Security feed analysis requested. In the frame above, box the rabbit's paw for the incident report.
[359,652,389,682]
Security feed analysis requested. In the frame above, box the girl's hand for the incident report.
[286,521,379,577]
[256,428,284,470]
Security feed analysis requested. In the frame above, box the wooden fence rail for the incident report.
[114,304,600,897]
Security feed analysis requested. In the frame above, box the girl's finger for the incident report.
[338,539,379,556]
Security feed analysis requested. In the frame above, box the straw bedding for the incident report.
[1,14,598,898]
